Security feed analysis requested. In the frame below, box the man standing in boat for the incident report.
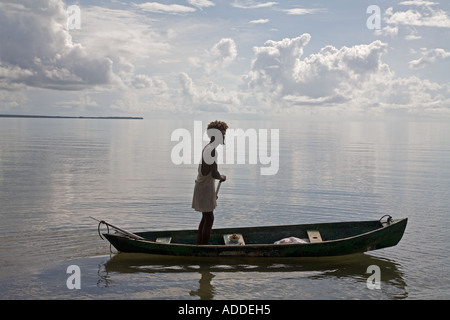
[192,120,228,245]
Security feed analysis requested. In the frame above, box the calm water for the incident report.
[0,117,449,300]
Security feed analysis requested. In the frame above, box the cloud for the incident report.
[136,2,196,14]
[283,8,323,15]
[72,4,176,87]
[409,48,450,69]
[0,90,27,109]
[0,0,116,91]
[187,0,215,10]
[2,1,449,117]
[0,64,34,90]
[373,3,450,40]
[282,94,347,106]
[384,5,450,28]
[110,74,171,113]
[231,1,278,9]
[245,34,448,114]
[375,25,399,38]
[399,1,438,6]
[187,38,238,74]
[404,30,421,40]
[249,19,270,24]
[293,40,389,100]
[210,38,238,67]
[55,92,99,109]
[178,72,240,111]
[247,34,312,94]
[128,74,168,92]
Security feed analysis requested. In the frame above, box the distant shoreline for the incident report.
[0,114,143,120]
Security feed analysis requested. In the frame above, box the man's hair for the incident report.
[207,120,228,133]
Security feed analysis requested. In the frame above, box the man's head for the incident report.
[207,120,228,144]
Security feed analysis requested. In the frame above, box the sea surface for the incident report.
[0,117,449,300]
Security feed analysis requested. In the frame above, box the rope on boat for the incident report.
[379,215,393,225]
[97,220,109,240]
[90,216,145,241]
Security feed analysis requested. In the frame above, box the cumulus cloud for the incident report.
[372,2,450,40]
[210,38,238,67]
[128,74,168,93]
[179,72,240,110]
[0,0,116,91]
[247,34,312,95]
[294,41,389,88]
[409,48,450,69]
[249,34,390,100]
[188,38,238,74]
[384,4,450,28]
[2,1,448,117]
[246,33,447,113]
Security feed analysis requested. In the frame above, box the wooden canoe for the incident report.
[99,216,407,258]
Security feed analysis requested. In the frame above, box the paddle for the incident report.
[89,216,144,240]
[216,180,222,199]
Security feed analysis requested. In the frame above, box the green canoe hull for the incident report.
[102,217,407,258]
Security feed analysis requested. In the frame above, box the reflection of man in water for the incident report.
[189,270,215,300]
[192,121,228,245]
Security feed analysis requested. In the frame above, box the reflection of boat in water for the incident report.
[98,216,407,258]
[100,252,408,299]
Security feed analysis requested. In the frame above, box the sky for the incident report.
[1,0,450,119]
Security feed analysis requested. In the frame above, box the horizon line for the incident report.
[0,114,144,120]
